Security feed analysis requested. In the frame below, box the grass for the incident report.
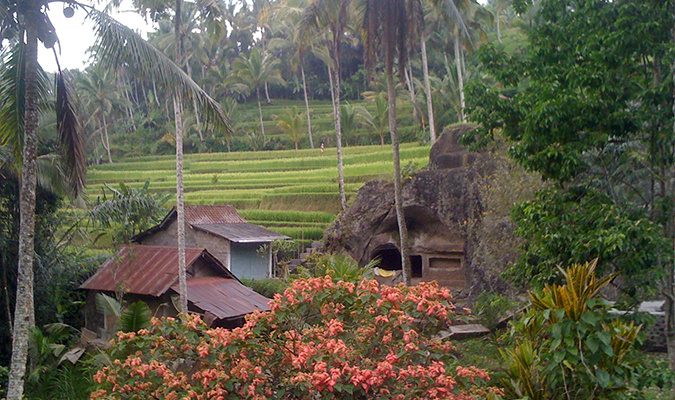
[86,142,430,243]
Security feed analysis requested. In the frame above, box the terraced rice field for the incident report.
[225,99,418,149]
[87,142,431,246]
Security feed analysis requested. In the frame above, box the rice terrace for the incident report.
[2,0,675,399]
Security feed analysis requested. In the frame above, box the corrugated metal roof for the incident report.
[79,245,213,297]
[172,277,271,320]
[184,205,247,225]
[132,205,248,243]
[193,223,291,243]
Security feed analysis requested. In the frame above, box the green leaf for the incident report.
[581,312,598,326]
[587,336,599,353]
[597,331,611,346]
[117,301,151,333]
[553,350,565,363]
[551,337,561,350]
[551,323,562,338]
[596,369,610,388]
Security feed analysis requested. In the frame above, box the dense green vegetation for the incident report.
[3,0,675,398]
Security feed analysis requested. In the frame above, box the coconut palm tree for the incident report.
[130,0,230,316]
[360,0,424,286]
[227,47,286,140]
[340,102,359,146]
[359,92,390,145]
[420,0,472,143]
[266,0,316,148]
[299,0,353,211]
[77,65,131,163]
[275,106,305,150]
[1,3,228,398]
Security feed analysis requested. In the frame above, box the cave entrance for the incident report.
[372,246,423,278]
[374,247,402,271]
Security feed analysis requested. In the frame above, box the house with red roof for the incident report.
[79,245,272,336]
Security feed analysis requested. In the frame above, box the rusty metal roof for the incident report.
[172,276,271,320]
[193,223,290,243]
[184,205,247,225]
[79,245,231,297]
[132,205,248,243]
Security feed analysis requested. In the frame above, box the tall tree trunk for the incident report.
[174,0,188,315]
[152,79,160,107]
[666,257,675,369]
[256,87,266,140]
[421,33,437,145]
[101,113,113,163]
[454,32,465,123]
[404,64,420,126]
[2,259,12,338]
[7,6,40,399]
[192,97,204,143]
[496,11,502,43]
[301,64,314,149]
[386,70,411,286]
[264,82,272,104]
[174,96,188,315]
[667,3,675,369]
[329,62,347,211]
[187,64,204,143]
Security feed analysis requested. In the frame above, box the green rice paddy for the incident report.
[87,142,431,246]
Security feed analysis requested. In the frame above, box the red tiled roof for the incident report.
[79,245,231,297]
[172,277,271,321]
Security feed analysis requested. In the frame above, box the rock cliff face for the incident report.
[324,125,493,297]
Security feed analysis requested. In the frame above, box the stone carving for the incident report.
[324,124,498,298]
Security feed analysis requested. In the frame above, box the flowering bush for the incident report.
[91,277,500,399]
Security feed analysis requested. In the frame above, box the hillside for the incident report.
[86,142,431,247]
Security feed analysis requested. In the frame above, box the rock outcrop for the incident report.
[324,124,497,297]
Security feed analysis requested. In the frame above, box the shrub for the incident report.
[92,277,500,399]
[241,278,289,298]
[500,261,642,400]
[472,293,520,331]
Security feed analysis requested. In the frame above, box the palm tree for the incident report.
[361,0,423,286]
[1,4,228,398]
[275,106,305,150]
[266,0,316,148]
[299,0,352,211]
[340,102,359,146]
[77,65,131,163]
[227,47,286,140]
[130,0,230,316]
[359,92,390,145]
[0,4,82,397]
[421,0,472,143]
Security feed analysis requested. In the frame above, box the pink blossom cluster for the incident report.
[91,277,496,400]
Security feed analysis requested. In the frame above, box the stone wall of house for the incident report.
[137,221,232,269]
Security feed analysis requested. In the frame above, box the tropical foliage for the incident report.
[500,261,642,399]
[89,181,171,244]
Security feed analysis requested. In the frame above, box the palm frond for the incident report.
[117,301,151,333]
[35,153,67,196]
[55,70,86,197]
[87,9,231,136]
[95,293,122,318]
[0,40,51,169]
